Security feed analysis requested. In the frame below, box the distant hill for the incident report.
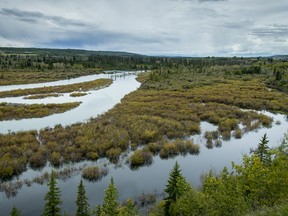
[271,55,288,60]
[0,47,144,57]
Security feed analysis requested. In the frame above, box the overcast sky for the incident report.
[0,0,287,56]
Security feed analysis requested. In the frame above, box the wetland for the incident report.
[1,50,288,215]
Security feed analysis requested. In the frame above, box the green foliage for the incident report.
[148,201,165,216]
[169,134,288,215]
[43,171,62,216]
[245,203,288,216]
[92,205,102,216]
[102,178,119,216]
[76,180,90,216]
[170,188,206,216]
[252,133,271,165]
[202,168,248,215]
[118,199,139,216]
[164,161,189,216]
[10,206,21,216]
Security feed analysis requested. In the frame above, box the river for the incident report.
[0,72,140,133]
[0,72,287,215]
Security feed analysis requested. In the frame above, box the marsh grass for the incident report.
[0,78,112,98]
[0,102,81,120]
[24,93,62,99]
[69,92,88,97]
[82,166,108,181]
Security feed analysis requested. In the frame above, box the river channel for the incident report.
[0,71,140,133]
[0,72,287,215]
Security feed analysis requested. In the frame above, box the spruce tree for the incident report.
[254,133,271,165]
[102,178,119,216]
[164,161,184,216]
[175,175,191,199]
[76,179,90,216]
[10,206,21,216]
[43,171,62,216]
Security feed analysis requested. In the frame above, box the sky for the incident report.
[0,0,288,56]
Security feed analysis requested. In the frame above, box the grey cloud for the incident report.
[46,29,179,49]
[223,20,254,29]
[0,8,87,27]
[1,0,288,56]
[173,0,228,2]
[251,24,288,40]
[198,0,227,2]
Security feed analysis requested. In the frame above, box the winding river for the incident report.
[0,72,287,215]
[0,72,140,133]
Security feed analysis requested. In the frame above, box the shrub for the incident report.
[204,131,219,140]
[69,92,87,97]
[159,143,178,159]
[130,149,153,168]
[106,148,122,162]
[147,142,163,155]
[221,130,231,141]
[234,128,243,139]
[82,166,108,181]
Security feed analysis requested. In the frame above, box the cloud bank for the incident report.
[0,0,287,56]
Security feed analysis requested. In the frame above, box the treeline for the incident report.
[9,134,288,215]
[0,47,285,72]
[1,47,287,93]
[265,62,288,93]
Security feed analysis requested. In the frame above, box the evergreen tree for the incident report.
[10,206,21,216]
[164,161,184,216]
[253,133,271,165]
[76,179,90,216]
[43,171,62,216]
[175,175,191,199]
[102,178,119,216]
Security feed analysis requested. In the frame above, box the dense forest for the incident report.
[1,48,288,215]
